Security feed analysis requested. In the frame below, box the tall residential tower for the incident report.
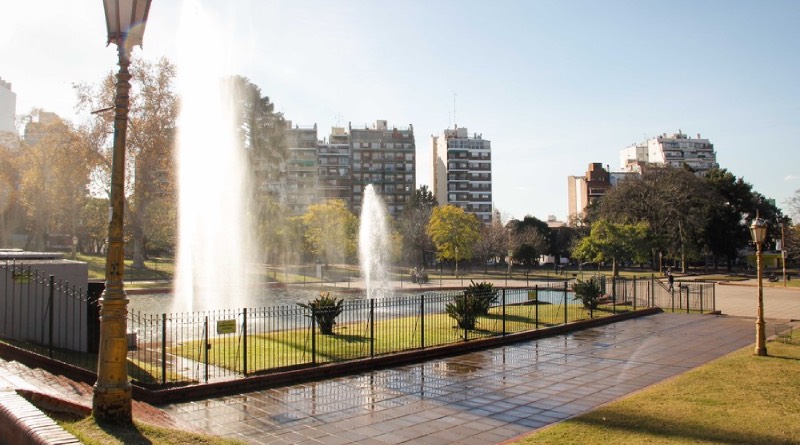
[432,126,492,224]
[350,120,415,218]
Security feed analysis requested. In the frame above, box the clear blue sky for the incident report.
[3,0,799,221]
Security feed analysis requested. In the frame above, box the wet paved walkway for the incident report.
[162,313,756,445]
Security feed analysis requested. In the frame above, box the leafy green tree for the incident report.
[224,76,288,262]
[225,75,287,168]
[427,205,481,276]
[300,200,357,265]
[703,169,758,270]
[506,216,550,266]
[397,185,437,267]
[785,223,799,265]
[596,166,714,272]
[572,219,651,277]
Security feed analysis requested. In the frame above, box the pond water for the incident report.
[127,286,571,316]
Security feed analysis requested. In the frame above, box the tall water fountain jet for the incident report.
[173,1,257,312]
[359,185,391,299]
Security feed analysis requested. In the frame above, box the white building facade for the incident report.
[0,77,15,134]
[0,77,18,149]
[620,131,718,173]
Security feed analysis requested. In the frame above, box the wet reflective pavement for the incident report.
[162,313,755,444]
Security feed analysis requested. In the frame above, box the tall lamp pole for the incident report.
[94,0,152,424]
[780,222,787,287]
[750,216,768,357]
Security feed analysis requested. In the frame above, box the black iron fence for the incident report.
[0,261,92,356]
[0,262,715,389]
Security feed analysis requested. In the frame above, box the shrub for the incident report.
[466,280,498,315]
[298,292,344,335]
[572,277,602,310]
[445,281,498,330]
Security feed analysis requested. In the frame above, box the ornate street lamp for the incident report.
[94,0,152,424]
[749,216,768,357]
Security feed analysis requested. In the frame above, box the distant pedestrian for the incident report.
[667,271,674,292]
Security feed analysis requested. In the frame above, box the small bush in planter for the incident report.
[572,277,602,310]
[298,292,344,335]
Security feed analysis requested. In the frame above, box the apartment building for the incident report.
[620,131,718,173]
[285,123,319,215]
[0,77,15,135]
[567,163,612,223]
[317,127,352,205]
[350,120,415,218]
[432,126,492,224]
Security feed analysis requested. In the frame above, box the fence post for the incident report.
[48,275,54,358]
[204,316,209,384]
[611,276,616,314]
[242,307,248,376]
[699,285,704,314]
[563,281,568,325]
[161,313,167,385]
[420,294,425,349]
[502,289,506,336]
[535,285,539,330]
[463,292,468,342]
[633,276,637,310]
[370,299,375,359]
[686,285,690,314]
[311,307,317,365]
[712,283,716,313]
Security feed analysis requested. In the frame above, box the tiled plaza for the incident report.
[163,313,755,445]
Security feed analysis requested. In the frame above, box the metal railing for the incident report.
[0,265,715,389]
[0,261,91,358]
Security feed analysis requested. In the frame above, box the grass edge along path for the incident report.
[510,332,800,445]
[56,416,246,445]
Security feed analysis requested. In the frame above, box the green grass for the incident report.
[511,331,800,444]
[56,416,245,445]
[171,303,613,374]
[78,253,174,281]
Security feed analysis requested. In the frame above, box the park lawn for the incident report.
[78,253,175,281]
[511,331,800,444]
[57,416,245,445]
[170,303,608,375]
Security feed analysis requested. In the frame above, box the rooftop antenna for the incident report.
[453,91,457,129]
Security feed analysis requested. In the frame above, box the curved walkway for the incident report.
[162,313,755,445]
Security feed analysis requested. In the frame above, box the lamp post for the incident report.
[750,216,768,357]
[94,0,151,424]
[780,222,787,287]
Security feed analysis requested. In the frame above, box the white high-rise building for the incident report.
[432,126,492,224]
[0,77,15,134]
[0,77,18,149]
[620,131,718,174]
